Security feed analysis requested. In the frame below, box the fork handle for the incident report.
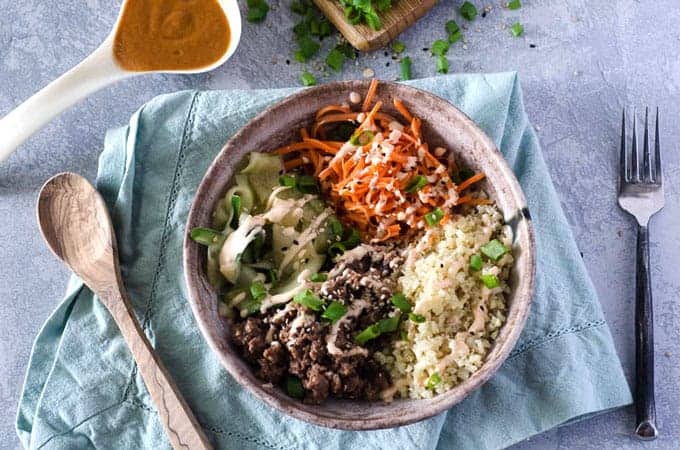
[635,225,658,440]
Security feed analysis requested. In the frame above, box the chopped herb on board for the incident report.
[431,39,450,56]
[326,48,346,71]
[246,0,269,22]
[436,55,449,74]
[391,40,406,53]
[507,0,521,10]
[300,71,317,86]
[400,56,413,81]
[459,1,477,21]
[510,22,524,37]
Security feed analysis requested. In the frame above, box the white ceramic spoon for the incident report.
[0,0,241,163]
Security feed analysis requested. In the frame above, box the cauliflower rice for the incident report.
[375,205,513,399]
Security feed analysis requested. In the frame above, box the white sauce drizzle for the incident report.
[326,299,370,357]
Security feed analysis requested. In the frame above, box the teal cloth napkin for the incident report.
[17,73,632,450]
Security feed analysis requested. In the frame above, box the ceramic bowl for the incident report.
[184,80,535,430]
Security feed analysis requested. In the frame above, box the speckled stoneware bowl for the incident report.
[184,80,535,430]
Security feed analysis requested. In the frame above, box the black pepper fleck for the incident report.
[529,44,536,48]
[285,59,290,65]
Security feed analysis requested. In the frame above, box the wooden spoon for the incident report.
[36,172,212,450]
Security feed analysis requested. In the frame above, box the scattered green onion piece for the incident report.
[293,289,325,311]
[405,175,428,193]
[300,71,317,86]
[319,20,332,37]
[445,20,460,34]
[321,301,347,323]
[279,174,297,187]
[364,11,381,30]
[327,217,344,237]
[246,0,269,22]
[190,227,222,246]
[391,293,412,313]
[267,269,278,285]
[431,39,450,56]
[343,229,361,249]
[448,30,463,43]
[469,254,483,271]
[375,0,392,11]
[480,274,499,289]
[355,324,381,345]
[480,239,508,261]
[293,21,309,37]
[409,312,426,323]
[240,297,262,316]
[335,43,357,59]
[286,376,305,398]
[436,55,449,74]
[459,1,477,21]
[328,242,346,257]
[425,207,445,226]
[297,175,320,194]
[400,56,413,81]
[309,18,321,35]
[510,22,524,37]
[326,48,346,71]
[400,329,408,340]
[391,40,406,53]
[230,194,241,226]
[378,314,401,333]
[295,35,320,62]
[249,280,267,301]
[349,129,374,146]
[426,372,441,390]
[507,0,521,10]
[290,0,308,14]
[310,272,328,282]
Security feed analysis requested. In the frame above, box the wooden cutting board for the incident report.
[313,0,438,52]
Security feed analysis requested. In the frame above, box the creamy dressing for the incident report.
[326,299,370,357]
[218,214,266,282]
[259,269,311,312]
[277,210,331,276]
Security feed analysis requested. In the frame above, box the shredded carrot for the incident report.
[362,78,379,112]
[393,99,414,122]
[456,172,486,192]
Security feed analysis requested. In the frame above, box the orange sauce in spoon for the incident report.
[113,0,230,72]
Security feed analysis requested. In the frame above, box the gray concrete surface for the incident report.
[1,0,679,449]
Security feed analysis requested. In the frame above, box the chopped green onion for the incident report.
[480,239,508,261]
[405,175,428,193]
[230,194,241,227]
[507,0,521,10]
[309,18,321,35]
[425,207,445,226]
[279,174,297,187]
[400,56,413,81]
[297,175,319,194]
[293,289,325,311]
[328,242,346,257]
[409,312,426,323]
[319,20,332,37]
[445,20,460,34]
[431,39,450,56]
[400,329,408,340]
[426,372,441,390]
[190,227,222,246]
[378,314,401,333]
[293,21,309,37]
[310,272,327,282]
[267,269,278,285]
[391,40,406,53]
[321,301,347,323]
[240,297,262,316]
[326,48,346,71]
[436,55,449,74]
[510,22,524,37]
[295,35,320,62]
[249,280,267,301]
[391,293,412,313]
[469,254,483,271]
[448,30,463,43]
[349,130,374,146]
[326,217,344,237]
[300,71,317,86]
[286,376,305,398]
[355,324,381,345]
[335,43,356,59]
[343,229,361,248]
[480,274,499,288]
[375,0,392,11]
[290,0,308,14]
[246,0,269,22]
[459,1,477,21]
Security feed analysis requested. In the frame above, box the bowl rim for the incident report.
[183,80,535,430]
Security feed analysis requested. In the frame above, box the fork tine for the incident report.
[620,108,628,183]
[654,107,662,183]
[643,107,651,182]
[631,110,639,182]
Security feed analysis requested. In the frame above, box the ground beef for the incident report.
[230,243,404,404]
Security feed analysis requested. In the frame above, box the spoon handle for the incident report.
[103,287,213,450]
[0,37,129,163]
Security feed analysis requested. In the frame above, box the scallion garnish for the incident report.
[445,20,460,35]
[343,228,361,248]
[300,71,317,86]
[279,174,297,187]
[459,1,477,21]
[400,56,413,81]
[409,312,426,323]
[355,324,381,345]
[448,30,463,43]
[469,254,483,271]
[325,48,346,71]
[297,175,320,194]
[328,242,346,257]
[378,314,401,333]
[479,274,499,288]
[249,280,267,301]
[294,35,321,62]
[349,129,375,146]
[425,207,445,226]
[391,40,406,53]
[390,293,412,313]
[507,0,521,10]
[510,22,524,37]
[321,301,347,323]
[286,375,305,398]
[310,272,328,282]
[431,39,450,56]
[405,175,428,193]
[426,372,441,390]
[480,239,508,261]
[190,227,222,246]
[290,0,308,14]
[240,297,262,316]
[293,289,325,311]
[246,0,269,22]
[326,217,344,237]
[230,194,241,227]
[436,55,449,74]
